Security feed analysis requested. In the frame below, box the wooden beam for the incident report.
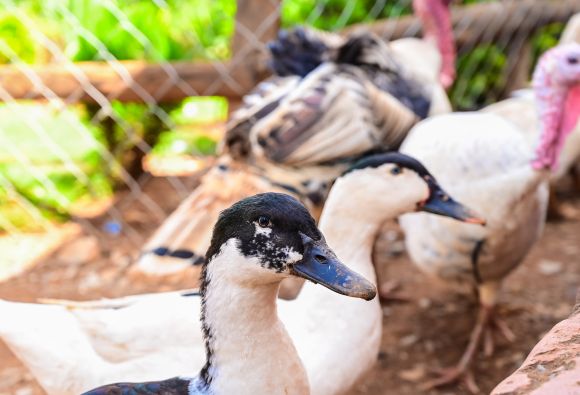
[0,60,265,104]
[0,1,282,104]
[343,0,580,52]
[229,0,281,98]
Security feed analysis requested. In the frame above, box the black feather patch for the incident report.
[268,27,332,77]
[336,33,432,119]
[344,152,433,178]
[152,247,170,256]
[81,376,191,395]
[205,193,320,264]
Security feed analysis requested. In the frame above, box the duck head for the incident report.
[532,43,580,172]
[339,152,485,224]
[205,193,377,300]
[413,0,456,89]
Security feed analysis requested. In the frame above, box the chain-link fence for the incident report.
[0,0,578,281]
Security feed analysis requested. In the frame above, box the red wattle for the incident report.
[413,0,456,89]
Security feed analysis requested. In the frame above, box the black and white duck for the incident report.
[81,192,376,395]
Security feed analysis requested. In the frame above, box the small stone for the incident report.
[536,364,546,372]
[398,365,426,382]
[15,387,33,395]
[537,260,563,276]
[418,298,432,309]
[0,368,24,389]
[400,334,419,347]
[78,272,102,293]
[58,236,100,265]
[382,306,392,317]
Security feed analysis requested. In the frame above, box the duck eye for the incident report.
[257,215,271,228]
[390,166,402,175]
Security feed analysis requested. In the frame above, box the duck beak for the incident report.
[290,233,377,301]
[420,185,486,225]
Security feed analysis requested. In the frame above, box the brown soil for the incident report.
[0,175,579,395]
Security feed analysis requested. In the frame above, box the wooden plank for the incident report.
[343,0,580,52]
[0,60,264,103]
[232,0,280,58]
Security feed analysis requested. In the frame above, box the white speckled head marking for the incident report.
[253,223,272,237]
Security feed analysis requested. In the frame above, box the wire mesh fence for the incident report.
[0,0,579,279]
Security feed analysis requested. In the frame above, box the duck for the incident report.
[81,192,376,395]
[132,0,456,281]
[398,43,580,391]
[0,152,483,395]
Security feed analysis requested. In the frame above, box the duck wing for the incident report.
[250,63,419,166]
[224,76,299,160]
[268,26,344,77]
[132,161,300,280]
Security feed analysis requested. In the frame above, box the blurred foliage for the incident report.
[531,22,566,71]
[281,0,412,30]
[0,11,38,63]
[0,102,112,230]
[151,97,227,158]
[0,0,236,63]
[450,45,507,110]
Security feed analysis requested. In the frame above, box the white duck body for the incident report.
[0,296,204,394]
[400,113,548,289]
[0,155,457,395]
[281,166,429,395]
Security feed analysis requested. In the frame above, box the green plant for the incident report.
[281,0,413,31]
[0,102,113,229]
[0,11,38,63]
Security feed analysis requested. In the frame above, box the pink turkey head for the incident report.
[532,43,580,172]
[412,0,456,89]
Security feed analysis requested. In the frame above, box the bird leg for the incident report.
[422,283,513,394]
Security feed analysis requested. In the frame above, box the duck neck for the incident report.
[198,239,309,395]
[318,183,387,281]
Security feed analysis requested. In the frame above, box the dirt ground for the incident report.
[0,175,578,395]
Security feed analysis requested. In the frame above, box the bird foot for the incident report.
[482,309,516,356]
[421,367,480,394]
